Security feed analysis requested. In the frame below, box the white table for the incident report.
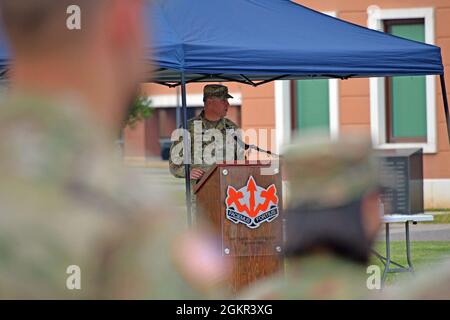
[373,214,434,286]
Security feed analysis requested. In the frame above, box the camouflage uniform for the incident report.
[239,255,369,299]
[169,85,244,220]
[0,95,227,299]
[239,132,383,300]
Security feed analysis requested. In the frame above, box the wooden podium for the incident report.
[193,161,283,293]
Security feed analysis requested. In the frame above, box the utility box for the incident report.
[159,138,172,160]
[375,148,424,215]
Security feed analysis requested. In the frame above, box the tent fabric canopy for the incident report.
[148,0,444,84]
[0,0,445,81]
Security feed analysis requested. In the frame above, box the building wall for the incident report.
[124,0,450,207]
[123,121,146,162]
[293,0,450,208]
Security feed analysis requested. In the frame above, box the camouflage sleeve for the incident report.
[169,132,186,178]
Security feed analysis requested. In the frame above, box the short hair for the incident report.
[0,0,103,53]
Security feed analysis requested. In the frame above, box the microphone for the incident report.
[233,135,277,157]
[234,135,249,150]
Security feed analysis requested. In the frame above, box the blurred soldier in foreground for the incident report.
[0,0,227,298]
[381,258,450,299]
[169,84,244,221]
[239,132,383,299]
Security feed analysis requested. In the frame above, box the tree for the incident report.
[117,95,153,159]
[124,95,153,128]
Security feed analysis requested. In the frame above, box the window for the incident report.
[368,7,437,153]
[384,19,427,143]
[291,78,339,138]
[290,11,339,138]
[293,79,329,132]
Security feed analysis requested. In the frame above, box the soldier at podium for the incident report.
[169,84,245,219]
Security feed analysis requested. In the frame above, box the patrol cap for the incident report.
[203,84,233,101]
[282,130,383,209]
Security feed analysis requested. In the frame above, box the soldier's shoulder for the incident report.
[186,114,204,128]
[224,118,240,129]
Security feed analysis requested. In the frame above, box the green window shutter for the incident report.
[296,79,330,132]
[388,23,427,140]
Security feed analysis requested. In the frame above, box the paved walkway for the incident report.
[377,223,450,241]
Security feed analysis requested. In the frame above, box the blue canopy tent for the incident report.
[0,29,8,78]
[149,0,444,81]
[147,0,448,225]
[0,0,448,225]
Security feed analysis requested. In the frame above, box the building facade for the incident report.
[124,0,450,208]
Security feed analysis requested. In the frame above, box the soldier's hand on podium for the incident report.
[190,168,205,180]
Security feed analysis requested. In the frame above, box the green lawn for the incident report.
[371,241,450,284]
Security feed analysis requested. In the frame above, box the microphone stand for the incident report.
[234,136,280,158]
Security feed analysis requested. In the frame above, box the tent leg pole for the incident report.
[176,86,181,128]
[440,74,450,143]
[181,72,192,227]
